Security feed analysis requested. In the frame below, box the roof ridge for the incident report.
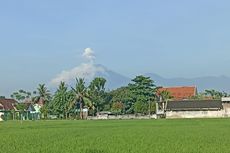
[161,86,196,88]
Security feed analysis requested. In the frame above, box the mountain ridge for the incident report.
[58,64,230,92]
[146,73,230,92]
[93,65,230,92]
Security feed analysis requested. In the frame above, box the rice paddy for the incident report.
[1,119,230,153]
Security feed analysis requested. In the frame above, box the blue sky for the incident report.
[1,0,230,96]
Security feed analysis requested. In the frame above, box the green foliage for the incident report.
[134,100,148,114]
[88,77,106,92]
[40,104,49,119]
[71,78,92,118]
[34,84,51,105]
[11,89,33,102]
[190,92,207,100]
[88,77,107,113]
[129,75,156,101]
[109,86,135,113]
[16,103,27,111]
[111,102,124,114]
[32,84,51,119]
[71,78,88,105]
[190,90,229,100]
[204,89,228,100]
[129,75,157,114]
[49,82,75,117]
[109,75,157,114]
[0,96,5,99]
[158,90,173,101]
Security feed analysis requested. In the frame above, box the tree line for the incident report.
[8,75,230,119]
[9,75,158,118]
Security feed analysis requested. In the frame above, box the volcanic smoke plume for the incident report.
[50,48,105,86]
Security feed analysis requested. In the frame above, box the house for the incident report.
[0,98,41,120]
[158,86,197,100]
[0,98,18,121]
[17,100,41,120]
[165,100,228,118]
[0,98,17,111]
[23,103,41,120]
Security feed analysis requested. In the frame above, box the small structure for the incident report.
[166,100,223,118]
[24,103,41,120]
[156,96,167,118]
[221,97,230,117]
[82,107,88,119]
[0,112,4,121]
[158,86,197,100]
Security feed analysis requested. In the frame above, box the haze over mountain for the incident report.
[145,73,230,92]
[91,68,230,92]
[94,64,131,90]
[92,69,230,92]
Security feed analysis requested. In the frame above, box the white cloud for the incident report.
[50,48,105,86]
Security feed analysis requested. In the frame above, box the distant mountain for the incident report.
[94,64,131,90]
[146,73,230,92]
[54,63,230,93]
[94,67,230,92]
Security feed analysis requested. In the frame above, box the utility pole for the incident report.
[148,99,151,118]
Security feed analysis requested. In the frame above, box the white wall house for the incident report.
[165,100,230,119]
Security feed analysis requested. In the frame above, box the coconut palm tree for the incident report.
[34,84,51,119]
[159,90,173,102]
[34,84,51,105]
[88,77,107,114]
[71,78,91,119]
[157,90,173,113]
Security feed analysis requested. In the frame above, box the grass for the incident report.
[1,119,230,153]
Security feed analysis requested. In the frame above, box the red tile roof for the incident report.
[158,86,197,100]
[0,98,17,111]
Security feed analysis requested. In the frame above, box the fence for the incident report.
[0,111,40,121]
[87,114,157,120]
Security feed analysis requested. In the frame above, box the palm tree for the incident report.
[35,84,51,105]
[89,77,106,92]
[57,82,67,93]
[157,90,173,113]
[159,90,173,102]
[88,77,107,114]
[71,78,91,119]
[34,84,51,119]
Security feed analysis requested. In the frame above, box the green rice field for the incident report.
[1,119,230,153]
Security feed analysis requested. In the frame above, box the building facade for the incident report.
[165,99,230,118]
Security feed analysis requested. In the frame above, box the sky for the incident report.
[0,0,230,96]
